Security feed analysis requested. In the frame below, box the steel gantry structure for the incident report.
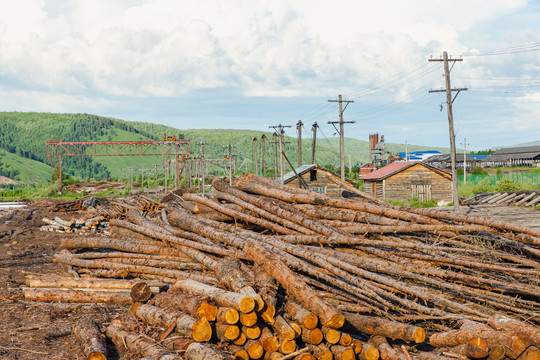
[46,138,191,192]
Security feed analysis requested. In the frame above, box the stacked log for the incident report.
[25,173,540,360]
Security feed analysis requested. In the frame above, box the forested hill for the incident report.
[0,112,446,183]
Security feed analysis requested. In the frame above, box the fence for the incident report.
[457,172,540,185]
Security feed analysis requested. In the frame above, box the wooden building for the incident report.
[283,164,355,196]
[424,154,483,171]
[362,161,452,202]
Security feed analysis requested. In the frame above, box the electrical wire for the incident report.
[462,42,540,56]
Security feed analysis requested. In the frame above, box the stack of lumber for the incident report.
[41,215,111,234]
[463,190,540,207]
[26,173,540,360]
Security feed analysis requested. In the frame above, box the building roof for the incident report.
[282,164,354,185]
[398,150,442,161]
[362,161,451,181]
[484,146,540,162]
[425,154,480,162]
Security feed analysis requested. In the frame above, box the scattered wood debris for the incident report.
[25,174,540,360]
[463,190,540,207]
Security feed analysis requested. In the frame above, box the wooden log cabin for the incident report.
[362,161,452,202]
[283,164,355,196]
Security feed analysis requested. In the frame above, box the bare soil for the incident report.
[0,200,538,359]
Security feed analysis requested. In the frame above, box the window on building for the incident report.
[310,170,317,181]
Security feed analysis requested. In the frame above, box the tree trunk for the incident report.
[369,336,407,360]
[185,342,234,360]
[73,319,107,360]
[23,287,132,304]
[172,278,255,313]
[151,290,218,321]
[343,313,425,344]
[284,300,319,330]
[216,307,240,325]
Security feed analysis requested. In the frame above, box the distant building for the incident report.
[483,146,540,167]
[358,163,377,177]
[282,164,355,196]
[424,154,483,170]
[362,161,452,202]
[399,150,441,161]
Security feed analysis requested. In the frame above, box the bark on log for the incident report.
[329,345,356,360]
[260,326,281,353]
[214,256,264,310]
[308,344,333,360]
[273,315,297,341]
[358,342,380,360]
[216,307,240,325]
[172,278,255,313]
[131,303,212,342]
[185,342,234,360]
[215,323,241,341]
[237,174,439,224]
[73,320,107,360]
[322,326,342,345]
[168,210,344,329]
[488,315,540,346]
[151,290,218,321]
[284,300,319,330]
[343,313,425,344]
[448,338,489,359]
[299,326,323,345]
[23,287,132,304]
[107,320,180,360]
[369,336,407,360]
[516,346,540,360]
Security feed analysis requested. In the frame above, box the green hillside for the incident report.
[0,112,455,184]
[0,149,52,183]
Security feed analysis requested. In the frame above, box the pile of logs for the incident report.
[463,190,540,207]
[41,215,111,234]
[27,173,540,360]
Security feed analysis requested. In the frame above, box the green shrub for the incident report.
[495,179,522,192]
[471,167,488,175]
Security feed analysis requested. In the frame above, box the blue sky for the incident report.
[0,0,539,151]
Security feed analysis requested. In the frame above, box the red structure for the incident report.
[46,138,191,192]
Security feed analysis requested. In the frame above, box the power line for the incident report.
[462,42,540,56]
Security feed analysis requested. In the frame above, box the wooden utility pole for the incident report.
[269,124,291,183]
[154,164,158,192]
[328,95,355,181]
[461,138,470,185]
[252,137,258,175]
[128,166,134,194]
[198,138,207,193]
[261,134,267,176]
[272,133,278,178]
[311,122,318,164]
[223,145,236,185]
[429,52,467,210]
[297,120,303,167]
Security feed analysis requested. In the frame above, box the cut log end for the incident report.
[323,328,341,345]
[413,328,426,344]
[489,344,506,360]
[325,314,345,329]
[234,349,250,360]
[192,317,212,342]
[262,336,281,353]
[318,350,333,360]
[280,339,297,354]
[338,348,356,360]
[88,352,107,360]
[198,301,218,322]
[247,342,265,360]
[260,301,276,324]
[233,333,248,346]
[244,325,262,340]
[225,325,241,341]
[362,345,380,360]
[131,282,153,303]
[240,312,258,327]
[339,333,352,346]
[351,339,362,355]
[309,329,324,345]
[304,314,319,330]
[467,338,489,359]
[240,297,256,313]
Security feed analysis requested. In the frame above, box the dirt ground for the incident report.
[0,200,538,359]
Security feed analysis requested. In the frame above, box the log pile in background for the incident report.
[463,190,540,207]
[26,173,540,360]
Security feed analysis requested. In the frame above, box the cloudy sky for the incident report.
[1,0,539,150]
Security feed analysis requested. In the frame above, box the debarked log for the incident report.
[23,287,132,304]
